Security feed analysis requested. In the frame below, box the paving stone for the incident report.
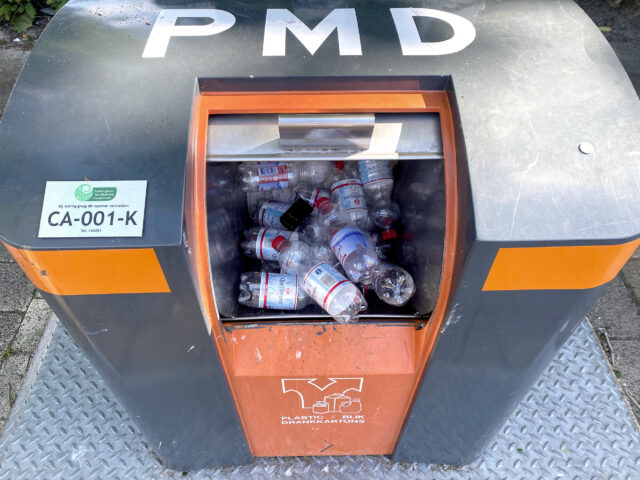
[589,275,640,339]
[0,244,13,263]
[0,313,21,357]
[0,263,34,312]
[0,353,29,426]
[0,46,30,118]
[11,299,51,354]
[609,339,640,421]
[622,257,640,308]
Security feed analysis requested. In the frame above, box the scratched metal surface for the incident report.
[1,319,639,479]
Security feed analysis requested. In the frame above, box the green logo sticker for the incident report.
[74,184,117,202]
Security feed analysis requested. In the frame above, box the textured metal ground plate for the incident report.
[1,319,639,479]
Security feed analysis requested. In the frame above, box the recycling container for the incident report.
[1,0,639,471]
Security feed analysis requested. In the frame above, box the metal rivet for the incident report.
[579,142,594,155]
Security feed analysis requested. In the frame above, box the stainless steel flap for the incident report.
[278,114,374,151]
[207,113,443,161]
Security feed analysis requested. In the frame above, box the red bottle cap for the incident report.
[335,161,344,171]
[271,235,288,251]
[381,228,397,240]
[316,197,330,209]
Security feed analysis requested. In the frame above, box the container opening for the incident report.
[205,113,446,322]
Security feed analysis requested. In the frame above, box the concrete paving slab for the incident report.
[0,264,33,313]
[0,353,28,427]
[0,245,12,263]
[622,257,640,308]
[589,275,640,339]
[609,339,640,421]
[0,313,21,358]
[11,299,51,355]
[0,47,29,118]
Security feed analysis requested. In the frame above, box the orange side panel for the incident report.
[2,243,170,295]
[483,239,640,291]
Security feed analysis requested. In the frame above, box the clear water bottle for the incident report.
[295,183,331,211]
[272,236,367,323]
[252,200,290,229]
[372,263,416,306]
[239,161,331,192]
[370,228,398,260]
[241,227,298,262]
[358,160,399,229]
[328,162,369,230]
[238,272,311,310]
[310,243,339,268]
[329,225,380,285]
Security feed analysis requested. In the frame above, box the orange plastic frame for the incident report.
[185,90,460,457]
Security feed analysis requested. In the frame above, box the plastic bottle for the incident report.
[371,263,416,306]
[329,225,380,285]
[324,216,415,305]
[370,228,399,260]
[253,201,290,229]
[328,162,369,230]
[272,236,367,323]
[238,272,311,310]
[241,227,298,262]
[239,161,331,192]
[358,160,399,229]
[295,183,331,211]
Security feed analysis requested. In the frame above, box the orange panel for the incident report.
[483,239,640,291]
[2,243,170,295]
[186,90,461,456]
[227,323,415,456]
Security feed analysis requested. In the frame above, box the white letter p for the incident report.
[143,9,236,58]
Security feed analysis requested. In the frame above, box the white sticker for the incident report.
[330,178,367,213]
[255,228,295,261]
[358,160,392,186]
[258,201,289,228]
[258,162,290,191]
[330,226,373,265]
[38,181,147,238]
[259,272,298,309]
[302,263,350,310]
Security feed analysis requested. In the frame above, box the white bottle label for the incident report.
[358,160,392,186]
[302,263,350,310]
[257,162,289,191]
[330,226,373,265]
[255,228,295,261]
[259,272,298,309]
[330,178,367,212]
[258,201,289,228]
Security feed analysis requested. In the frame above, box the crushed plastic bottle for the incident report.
[329,162,369,230]
[370,228,399,260]
[326,221,416,306]
[241,227,298,262]
[358,160,399,229]
[238,272,311,310]
[253,200,290,229]
[329,225,379,285]
[371,263,415,306]
[239,161,331,192]
[295,183,331,211]
[272,235,367,323]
